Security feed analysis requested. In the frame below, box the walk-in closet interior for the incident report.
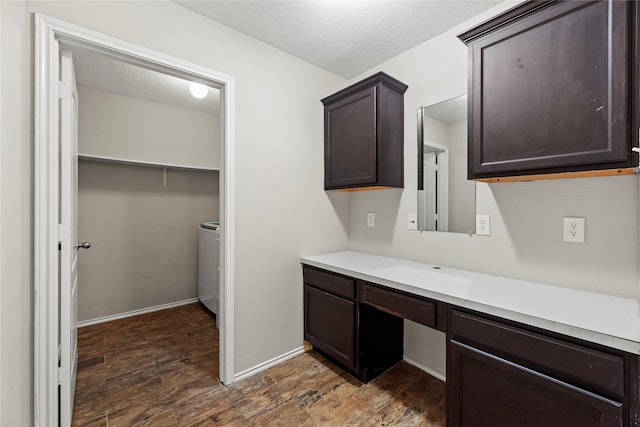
[72,47,222,339]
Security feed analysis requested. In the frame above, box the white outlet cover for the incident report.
[476,214,490,236]
[408,213,417,230]
[563,217,585,243]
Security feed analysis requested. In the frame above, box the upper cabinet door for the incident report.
[459,1,638,180]
[322,72,408,190]
[325,87,378,188]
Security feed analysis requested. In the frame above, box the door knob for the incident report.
[76,241,91,250]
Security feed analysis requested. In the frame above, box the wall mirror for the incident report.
[417,94,476,233]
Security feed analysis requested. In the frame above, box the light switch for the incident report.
[367,212,375,228]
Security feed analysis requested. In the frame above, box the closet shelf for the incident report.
[78,154,219,172]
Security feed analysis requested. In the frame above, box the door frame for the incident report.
[33,13,236,426]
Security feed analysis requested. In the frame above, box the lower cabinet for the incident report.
[304,284,356,370]
[448,341,622,427]
[447,309,630,427]
[303,266,403,382]
[302,265,640,425]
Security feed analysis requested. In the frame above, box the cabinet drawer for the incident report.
[450,310,625,399]
[303,266,355,300]
[362,283,436,328]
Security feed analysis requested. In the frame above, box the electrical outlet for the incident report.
[367,212,375,228]
[408,213,417,230]
[476,215,490,236]
[563,217,585,243]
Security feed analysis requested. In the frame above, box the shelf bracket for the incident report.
[162,167,168,189]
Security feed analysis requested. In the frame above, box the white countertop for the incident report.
[301,251,640,355]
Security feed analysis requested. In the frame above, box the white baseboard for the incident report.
[76,298,199,328]
[403,355,446,382]
[234,346,305,382]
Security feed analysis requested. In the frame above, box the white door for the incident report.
[59,47,80,427]
[424,154,439,231]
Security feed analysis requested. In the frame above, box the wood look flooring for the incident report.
[73,303,446,427]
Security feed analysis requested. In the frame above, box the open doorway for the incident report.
[34,14,235,427]
[71,46,222,325]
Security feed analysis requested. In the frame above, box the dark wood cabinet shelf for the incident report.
[459,0,639,181]
[321,72,408,190]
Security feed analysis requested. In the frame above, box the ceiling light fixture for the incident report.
[189,82,208,99]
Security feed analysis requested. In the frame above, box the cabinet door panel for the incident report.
[467,0,632,178]
[448,340,623,427]
[325,87,377,188]
[304,285,356,370]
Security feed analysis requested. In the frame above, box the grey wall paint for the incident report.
[349,0,639,297]
[78,161,218,321]
[2,2,349,423]
[448,121,475,233]
[348,1,639,377]
[0,1,31,425]
[78,86,221,169]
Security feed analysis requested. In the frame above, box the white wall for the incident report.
[448,120,474,233]
[79,86,221,169]
[1,1,350,424]
[348,1,639,377]
[78,161,218,321]
[1,1,32,425]
[0,2,4,422]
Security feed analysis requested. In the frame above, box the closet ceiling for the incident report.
[71,47,221,115]
[173,0,501,79]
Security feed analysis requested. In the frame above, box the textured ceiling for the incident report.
[175,0,501,79]
[70,2,501,110]
[71,46,221,115]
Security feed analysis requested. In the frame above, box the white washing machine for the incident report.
[198,222,220,315]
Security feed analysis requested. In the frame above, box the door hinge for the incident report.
[58,81,71,100]
[57,367,68,385]
[57,223,69,243]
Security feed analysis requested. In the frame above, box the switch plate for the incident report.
[476,215,490,236]
[367,212,375,228]
[563,217,585,243]
[408,213,417,230]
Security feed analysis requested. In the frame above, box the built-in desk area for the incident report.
[301,251,640,427]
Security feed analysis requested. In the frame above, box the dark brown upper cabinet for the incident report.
[459,0,639,182]
[321,72,408,190]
